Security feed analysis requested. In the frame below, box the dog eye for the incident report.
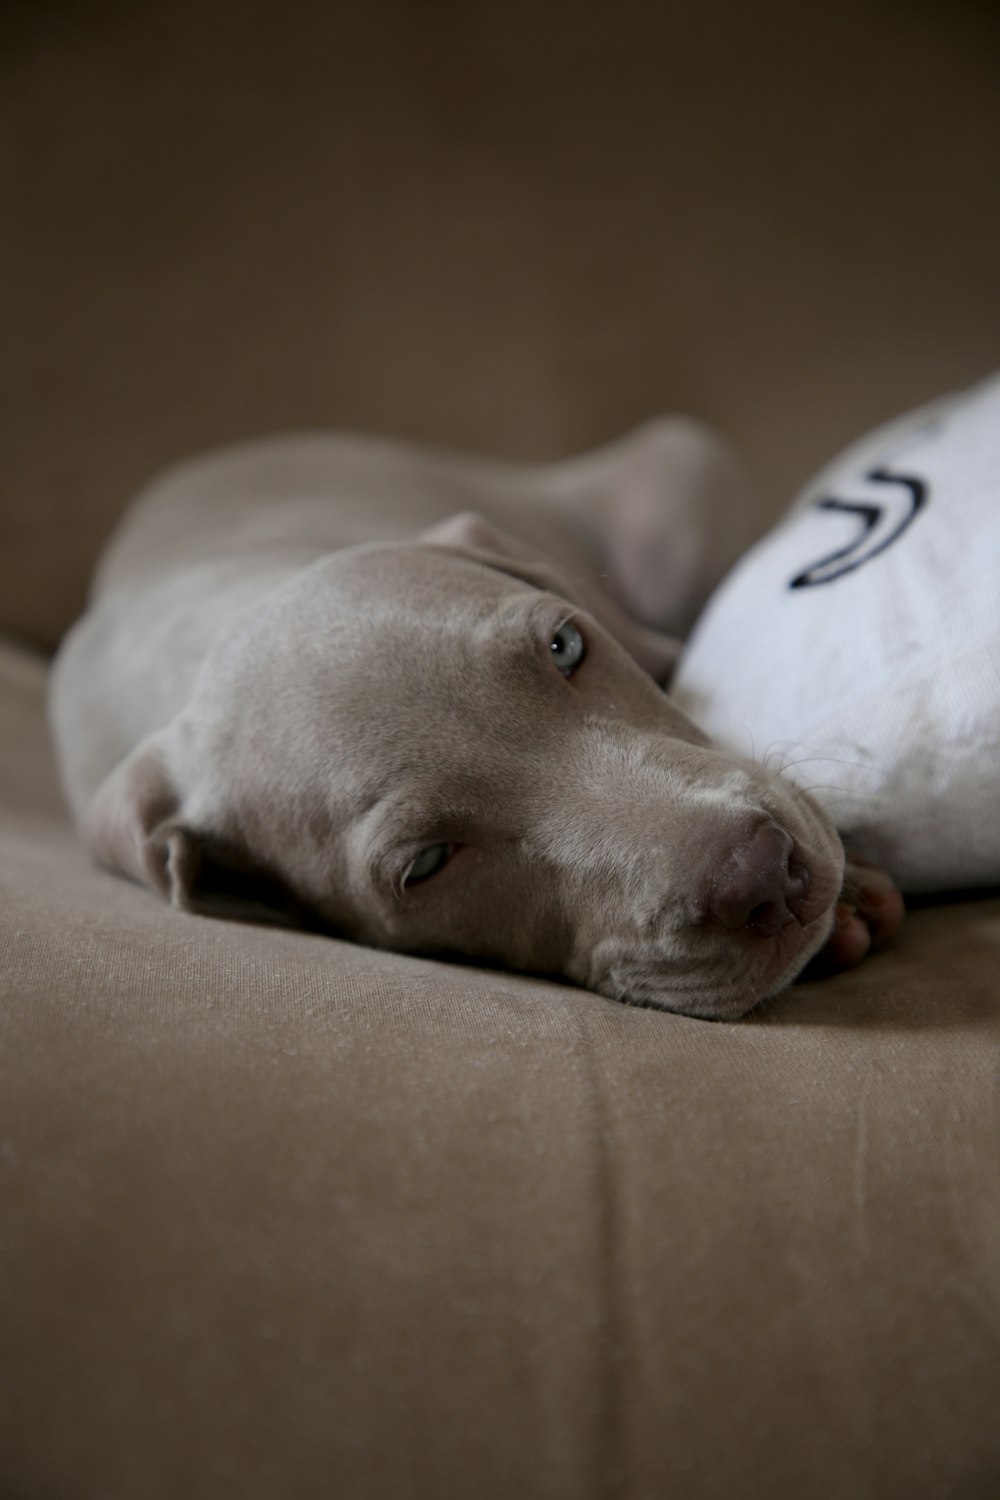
[550,622,585,676]
[403,843,453,887]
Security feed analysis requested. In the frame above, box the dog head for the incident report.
[85,520,844,1019]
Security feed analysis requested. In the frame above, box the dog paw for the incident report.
[802,856,905,978]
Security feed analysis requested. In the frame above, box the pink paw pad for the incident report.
[801,861,905,980]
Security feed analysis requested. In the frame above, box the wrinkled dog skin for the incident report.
[50,422,902,1019]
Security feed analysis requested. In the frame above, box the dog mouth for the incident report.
[590,895,837,1018]
[733,895,837,994]
[715,902,841,1017]
[600,902,837,1020]
[589,809,846,1020]
[708,819,846,1008]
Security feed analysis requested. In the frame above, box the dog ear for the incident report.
[84,736,183,901]
[84,736,303,927]
[421,511,682,686]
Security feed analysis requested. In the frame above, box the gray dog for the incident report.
[50,420,902,1019]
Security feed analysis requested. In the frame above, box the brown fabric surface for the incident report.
[2,651,999,1498]
[3,0,1000,647]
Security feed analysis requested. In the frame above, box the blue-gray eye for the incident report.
[550,621,585,676]
[404,843,452,887]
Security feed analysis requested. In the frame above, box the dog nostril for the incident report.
[707,821,800,934]
[745,900,787,938]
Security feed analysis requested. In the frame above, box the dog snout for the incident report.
[706,820,810,937]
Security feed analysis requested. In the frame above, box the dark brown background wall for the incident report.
[2,0,999,647]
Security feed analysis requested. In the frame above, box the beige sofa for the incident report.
[2,4,999,1496]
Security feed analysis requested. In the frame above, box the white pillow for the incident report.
[671,371,1000,893]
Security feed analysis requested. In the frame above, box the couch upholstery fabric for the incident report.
[2,651,999,1498]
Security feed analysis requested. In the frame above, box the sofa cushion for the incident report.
[2,638,998,1498]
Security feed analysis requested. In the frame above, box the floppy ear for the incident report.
[421,511,682,686]
[84,736,303,927]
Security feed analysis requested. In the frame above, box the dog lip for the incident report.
[784,833,844,923]
[758,904,836,989]
[785,854,811,921]
[796,877,843,931]
[604,893,835,1016]
[712,893,836,1005]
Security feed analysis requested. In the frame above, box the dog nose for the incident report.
[707,821,810,936]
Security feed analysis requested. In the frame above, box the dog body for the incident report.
[51,421,899,1019]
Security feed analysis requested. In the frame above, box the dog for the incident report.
[49,419,903,1020]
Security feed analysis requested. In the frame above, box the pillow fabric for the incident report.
[671,371,1000,893]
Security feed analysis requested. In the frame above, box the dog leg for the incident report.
[539,416,760,637]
